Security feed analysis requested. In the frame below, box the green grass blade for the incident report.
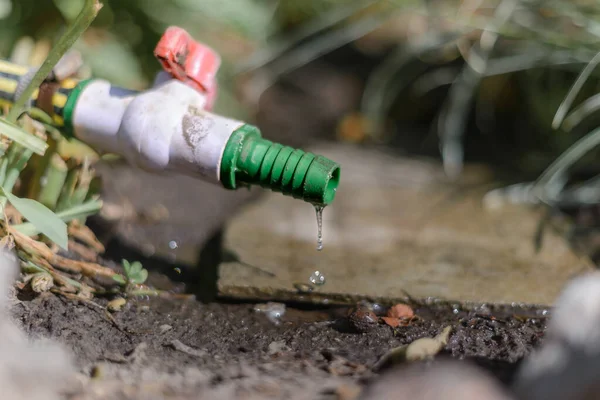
[552,51,600,130]
[11,198,102,237]
[0,118,48,156]
[1,187,68,250]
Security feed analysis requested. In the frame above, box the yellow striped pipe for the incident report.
[0,59,80,126]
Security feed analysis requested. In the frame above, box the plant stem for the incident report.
[38,153,68,209]
[56,162,79,212]
[26,137,58,200]
[6,0,103,123]
[129,289,161,297]
[3,145,33,193]
[0,118,48,155]
[71,158,93,211]
[0,143,16,186]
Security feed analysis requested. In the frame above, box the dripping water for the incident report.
[315,205,324,251]
[306,205,327,289]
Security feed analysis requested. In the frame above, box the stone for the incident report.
[360,360,513,400]
[218,143,594,306]
[514,271,600,400]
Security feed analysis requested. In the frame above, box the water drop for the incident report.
[254,302,286,325]
[309,270,326,286]
[168,240,179,250]
[174,267,181,274]
[537,309,549,317]
[314,205,324,251]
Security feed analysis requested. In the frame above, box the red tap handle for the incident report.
[154,26,220,110]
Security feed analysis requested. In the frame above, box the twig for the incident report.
[168,340,206,357]
[52,289,133,335]
[11,228,118,279]
[68,220,104,252]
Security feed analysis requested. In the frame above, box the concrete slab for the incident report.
[218,144,594,306]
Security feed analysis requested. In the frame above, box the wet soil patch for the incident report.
[10,292,547,398]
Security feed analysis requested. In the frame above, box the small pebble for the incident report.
[107,297,127,313]
[514,271,600,400]
[293,283,314,293]
[159,324,173,334]
[90,364,103,379]
[30,273,54,293]
[360,360,512,400]
[347,306,378,333]
[268,340,290,355]
[357,300,388,316]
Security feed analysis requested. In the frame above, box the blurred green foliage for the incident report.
[0,0,288,119]
[4,0,600,207]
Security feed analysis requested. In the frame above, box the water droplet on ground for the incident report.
[254,302,286,325]
[537,309,549,317]
[168,240,179,250]
[309,270,326,286]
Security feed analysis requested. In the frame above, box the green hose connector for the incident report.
[220,125,340,206]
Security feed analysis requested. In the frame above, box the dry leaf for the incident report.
[387,304,414,319]
[381,316,400,328]
[373,326,453,371]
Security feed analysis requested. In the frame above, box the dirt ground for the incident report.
[11,285,547,399]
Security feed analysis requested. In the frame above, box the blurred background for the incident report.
[3,0,600,285]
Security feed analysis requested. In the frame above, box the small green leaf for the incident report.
[112,274,126,285]
[0,118,48,156]
[122,259,131,273]
[130,268,148,285]
[129,261,143,276]
[1,188,68,250]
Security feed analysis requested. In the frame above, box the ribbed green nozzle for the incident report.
[221,125,340,205]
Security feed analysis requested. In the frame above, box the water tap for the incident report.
[0,27,340,206]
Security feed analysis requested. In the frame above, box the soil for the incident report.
[11,287,547,399]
